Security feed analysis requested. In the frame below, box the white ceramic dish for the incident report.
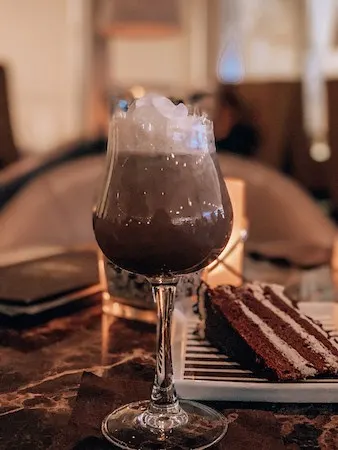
[173,302,338,403]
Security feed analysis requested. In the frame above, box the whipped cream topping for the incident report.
[112,94,215,155]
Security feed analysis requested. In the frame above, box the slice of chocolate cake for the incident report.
[201,282,338,381]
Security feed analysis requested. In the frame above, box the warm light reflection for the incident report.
[332,237,338,271]
[203,178,246,288]
[101,312,115,365]
[310,141,331,162]
[129,85,145,99]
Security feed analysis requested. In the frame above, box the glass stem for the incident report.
[149,281,180,415]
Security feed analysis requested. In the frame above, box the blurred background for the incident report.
[1,0,338,266]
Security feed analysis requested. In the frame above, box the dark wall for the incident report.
[232,81,334,197]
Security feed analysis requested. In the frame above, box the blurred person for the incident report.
[213,85,261,157]
[188,91,215,119]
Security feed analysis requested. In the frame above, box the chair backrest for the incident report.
[0,155,104,252]
[0,65,19,169]
[218,153,336,266]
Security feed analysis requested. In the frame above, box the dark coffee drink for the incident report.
[93,151,232,277]
[94,96,232,449]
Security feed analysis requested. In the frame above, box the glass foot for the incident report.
[102,400,228,449]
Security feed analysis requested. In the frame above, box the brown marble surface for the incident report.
[1,299,338,450]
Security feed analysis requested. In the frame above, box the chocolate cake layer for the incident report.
[202,283,338,381]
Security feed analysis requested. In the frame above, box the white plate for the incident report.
[173,301,338,403]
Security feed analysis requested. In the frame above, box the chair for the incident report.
[0,137,106,209]
[218,153,336,266]
[0,155,104,252]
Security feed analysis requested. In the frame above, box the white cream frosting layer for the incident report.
[248,284,338,370]
[238,300,317,378]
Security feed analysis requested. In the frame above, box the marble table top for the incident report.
[1,296,338,449]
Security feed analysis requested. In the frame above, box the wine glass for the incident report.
[93,95,233,449]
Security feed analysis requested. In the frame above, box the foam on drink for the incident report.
[113,94,214,155]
